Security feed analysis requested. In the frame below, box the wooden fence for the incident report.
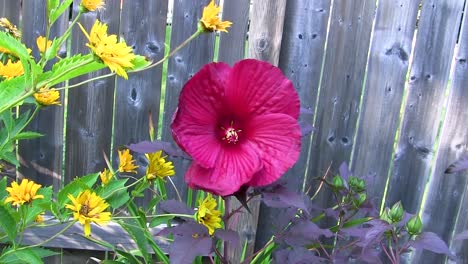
[1,0,468,263]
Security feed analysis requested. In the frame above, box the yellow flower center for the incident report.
[220,121,242,144]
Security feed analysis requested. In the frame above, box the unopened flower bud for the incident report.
[381,208,392,224]
[349,177,366,193]
[332,175,345,189]
[353,192,367,207]
[406,215,422,236]
[389,201,404,223]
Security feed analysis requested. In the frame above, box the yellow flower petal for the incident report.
[0,59,24,80]
[145,150,175,181]
[118,149,138,173]
[36,36,52,53]
[33,87,61,106]
[196,194,222,235]
[81,0,105,12]
[200,0,232,33]
[4,179,43,206]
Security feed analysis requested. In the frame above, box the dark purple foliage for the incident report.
[358,220,392,249]
[261,184,309,213]
[274,248,327,264]
[165,222,212,264]
[279,219,333,247]
[339,162,352,182]
[445,154,468,174]
[159,200,195,216]
[409,232,455,259]
[214,229,239,246]
[454,229,468,240]
[127,140,190,159]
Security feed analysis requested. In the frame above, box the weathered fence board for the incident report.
[65,0,120,182]
[113,0,168,205]
[413,2,468,262]
[0,0,20,24]
[385,0,465,214]
[160,0,216,200]
[308,0,377,220]
[351,0,420,206]
[217,0,249,65]
[18,0,68,193]
[255,0,332,249]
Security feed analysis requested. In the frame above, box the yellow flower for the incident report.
[200,0,232,33]
[80,0,105,12]
[65,190,111,237]
[0,59,24,80]
[118,149,138,173]
[0,17,21,39]
[36,36,52,53]
[80,20,135,79]
[5,179,44,206]
[33,87,61,106]
[145,150,175,181]
[99,168,113,185]
[35,213,45,223]
[196,194,222,235]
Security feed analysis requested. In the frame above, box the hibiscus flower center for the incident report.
[220,121,242,144]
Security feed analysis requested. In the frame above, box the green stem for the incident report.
[0,90,36,116]
[132,29,203,73]
[102,176,144,199]
[38,56,94,89]
[112,213,194,220]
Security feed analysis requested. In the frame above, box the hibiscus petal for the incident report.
[226,59,300,119]
[245,113,301,186]
[185,142,263,196]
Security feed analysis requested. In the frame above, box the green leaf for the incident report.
[0,178,7,200]
[0,204,17,242]
[131,55,150,71]
[1,110,13,132]
[0,75,32,115]
[115,249,143,264]
[57,173,99,206]
[44,38,60,61]
[97,178,130,209]
[11,131,43,141]
[0,32,30,61]
[49,0,73,25]
[118,220,152,263]
[47,0,60,15]
[0,150,19,167]
[149,215,174,228]
[329,217,373,233]
[0,247,57,264]
[11,109,31,135]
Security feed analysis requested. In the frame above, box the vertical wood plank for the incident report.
[385,0,464,214]
[65,0,120,182]
[412,2,468,262]
[226,0,287,261]
[18,0,68,193]
[113,0,168,205]
[307,0,376,217]
[255,0,332,249]
[217,0,249,65]
[351,0,419,205]
[0,1,20,24]
[160,0,215,200]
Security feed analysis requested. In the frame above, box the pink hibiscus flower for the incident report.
[171,59,301,196]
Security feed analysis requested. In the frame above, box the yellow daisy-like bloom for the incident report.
[80,0,105,12]
[80,20,135,79]
[35,213,45,223]
[118,149,139,173]
[200,0,232,33]
[196,194,222,235]
[99,168,113,185]
[33,87,61,106]
[36,36,52,53]
[5,179,44,206]
[145,150,175,181]
[0,59,24,80]
[65,190,111,237]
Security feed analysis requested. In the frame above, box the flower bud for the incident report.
[349,177,366,193]
[332,175,345,189]
[380,208,392,224]
[406,215,422,236]
[389,201,404,223]
[353,192,367,207]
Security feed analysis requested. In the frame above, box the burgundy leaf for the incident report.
[445,154,468,174]
[409,232,455,259]
[168,222,212,264]
[159,200,195,216]
[261,184,308,212]
[127,140,190,159]
[359,219,392,248]
[214,229,239,246]
[274,247,326,264]
[339,162,352,181]
[359,247,383,264]
[454,229,468,240]
[299,120,314,137]
[281,219,333,247]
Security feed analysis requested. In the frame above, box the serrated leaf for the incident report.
[131,55,150,71]
[0,151,19,166]
[11,131,43,140]
[47,0,60,15]
[0,75,32,114]
[0,248,43,264]
[0,204,17,242]
[44,37,61,61]
[11,109,31,135]
[57,173,99,206]
[98,178,130,208]
[0,178,7,200]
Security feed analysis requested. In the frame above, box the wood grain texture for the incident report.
[412,3,468,262]
[160,0,215,200]
[113,0,168,205]
[255,0,332,249]
[17,0,68,192]
[351,0,419,206]
[0,0,20,24]
[307,0,376,222]
[227,0,287,261]
[217,0,249,65]
[65,0,120,182]
[385,0,465,214]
